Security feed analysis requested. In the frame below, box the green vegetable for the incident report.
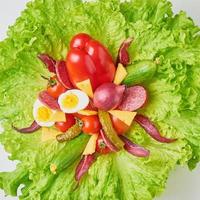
[0,0,200,199]
[123,60,157,86]
[98,110,124,149]
[56,120,83,143]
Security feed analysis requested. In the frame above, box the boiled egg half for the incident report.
[33,99,55,127]
[58,89,89,113]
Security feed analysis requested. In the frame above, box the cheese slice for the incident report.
[76,79,94,98]
[82,134,98,155]
[41,127,61,142]
[113,63,128,85]
[77,110,97,116]
[108,110,137,126]
[51,111,66,122]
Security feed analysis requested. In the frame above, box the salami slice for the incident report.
[56,61,73,89]
[38,91,60,110]
[118,86,147,111]
[38,54,57,73]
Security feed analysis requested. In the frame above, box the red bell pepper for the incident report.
[66,33,116,90]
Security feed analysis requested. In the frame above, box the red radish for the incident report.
[120,135,150,157]
[38,91,60,110]
[12,121,41,134]
[118,86,147,111]
[75,154,95,182]
[117,38,133,65]
[100,130,118,152]
[135,114,177,143]
[93,83,125,111]
[56,61,73,89]
[38,54,56,73]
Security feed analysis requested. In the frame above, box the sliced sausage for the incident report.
[118,85,147,111]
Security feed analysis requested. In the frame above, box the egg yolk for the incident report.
[62,93,79,109]
[37,106,52,122]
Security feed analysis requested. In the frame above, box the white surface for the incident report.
[0,0,200,199]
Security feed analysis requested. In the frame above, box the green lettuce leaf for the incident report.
[0,0,199,199]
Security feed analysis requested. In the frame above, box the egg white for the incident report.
[58,89,89,113]
[33,99,55,127]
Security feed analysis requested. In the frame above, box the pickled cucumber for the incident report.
[98,110,124,149]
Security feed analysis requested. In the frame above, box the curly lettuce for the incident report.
[0,0,200,199]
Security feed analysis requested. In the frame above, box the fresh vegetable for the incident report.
[98,110,124,150]
[1,0,200,199]
[55,114,76,132]
[93,83,125,111]
[58,89,89,113]
[117,38,133,65]
[135,114,177,143]
[12,121,41,134]
[76,79,94,98]
[123,60,157,86]
[96,134,111,154]
[33,99,56,127]
[113,63,128,85]
[56,119,83,143]
[55,61,73,89]
[81,116,101,134]
[118,86,148,111]
[83,134,98,155]
[38,91,60,110]
[99,130,118,152]
[108,110,137,126]
[46,76,66,99]
[75,154,95,182]
[111,116,130,135]
[38,54,56,73]
[66,33,116,90]
[120,135,150,157]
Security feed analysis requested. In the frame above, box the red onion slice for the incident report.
[56,61,73,89]
[12,121,41,134]
[117,38,133,65]
[38,91,60,110]
[118,86,147,111]
[38,54,57,73]
[100,130,118,152]
[75,154,95,182]
[120,135,150,157]
[135,114,177,143]
[93,83,125,111]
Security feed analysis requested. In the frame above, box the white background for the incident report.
[0,0,200,200]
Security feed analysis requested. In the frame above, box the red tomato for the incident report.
[55,114,76,132]
[96,135,110,154]
[82,116,101,134]
[111,116,130,135]
[66,33,116,90]
[47,76,66,99]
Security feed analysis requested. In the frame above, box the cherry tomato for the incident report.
[96,135,110,154]
[82,116,101,134]
[55,114,76,132]
[111,116,130,135]
[47,76,66,99]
